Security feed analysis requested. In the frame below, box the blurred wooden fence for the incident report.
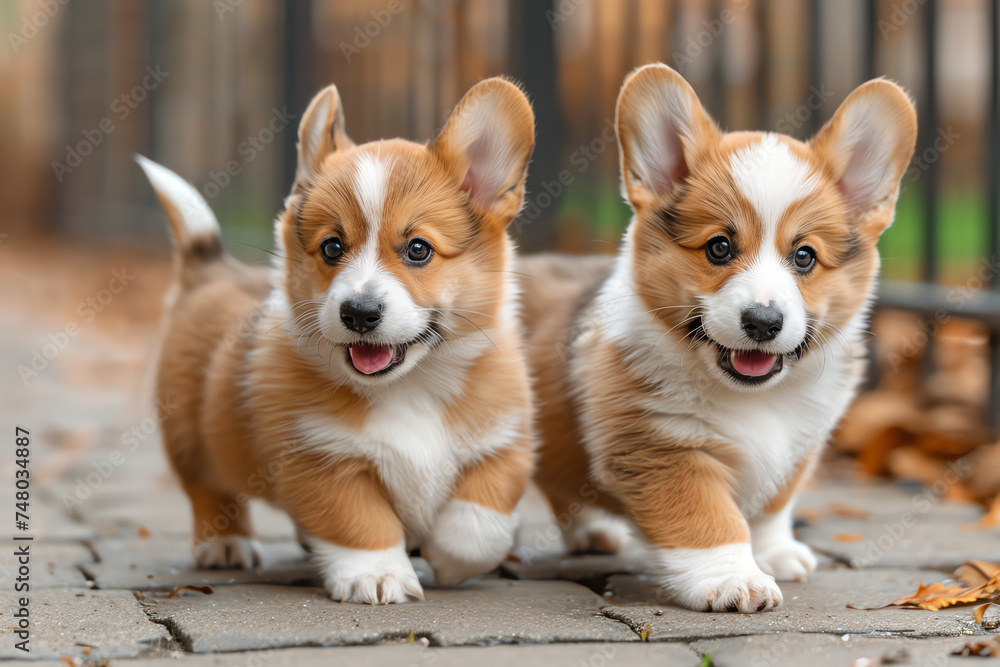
[0,0,993,264]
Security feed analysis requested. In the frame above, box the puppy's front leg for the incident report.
[750,451,818,581]
[281,456,423,605]
[614,448,782,612]
[422,443,532,586]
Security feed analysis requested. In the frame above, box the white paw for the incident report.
[193,535,262,569]
[564,511,632,554]
[422,500,515,586]
[754,539,817,581]
[654,543,783,613]
[312,540,423,605]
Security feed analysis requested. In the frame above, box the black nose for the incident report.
[741,302,783,342]
[340,299,382,334]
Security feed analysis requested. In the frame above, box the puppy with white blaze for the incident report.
[519,64,917,612]
[139,77,537,604]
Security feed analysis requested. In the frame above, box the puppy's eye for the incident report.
[793,246,817,272]
[320,237,344,264]
[705,236,733,265]
[405,238,433,264]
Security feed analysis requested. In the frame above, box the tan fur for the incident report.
[521,64,918,585]
[763,448,820,515]
[152,78,537,597]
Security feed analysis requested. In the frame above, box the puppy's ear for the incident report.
[810,79,917,233]
[294,84,354,191]
[616,64,719,211]
[433,77,535,224]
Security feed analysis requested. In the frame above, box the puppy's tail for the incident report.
[135,155,223,266]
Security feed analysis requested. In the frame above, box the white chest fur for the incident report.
[295,383,518,548]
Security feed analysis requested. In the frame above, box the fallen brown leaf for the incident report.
[829,503,870,519]
[137,526,151,538]
[952,636,1000,657]
[850,560,1000,612]
[165,585,214,598]
[954,561,1000,588]
[974,602,998,624]
[833,533,864,543]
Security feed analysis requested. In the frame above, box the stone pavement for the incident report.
[3,254,1000,666]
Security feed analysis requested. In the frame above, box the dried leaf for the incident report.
[974,602,998,624]
[952,636,1000,657]
[137,525,151,538]
[833,533,864,543]
[954,561,1000,588]
[59,658,75,667]
[851,561,1000,612]
[829,503,870,519]
[165,584,214,598]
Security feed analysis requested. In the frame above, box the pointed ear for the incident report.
[294,84,355,191]
[616,64,719,210]
[432,77,535,223]
[810,79,917,227]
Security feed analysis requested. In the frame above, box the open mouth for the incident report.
[716,346,784,385]
[347,343,407,376]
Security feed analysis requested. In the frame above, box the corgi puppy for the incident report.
[520,64,917,612]
[138,77,536,604]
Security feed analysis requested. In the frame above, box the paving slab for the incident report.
[110,642,703,666]
[797,516,1000,570]
[14,492,96,542]
[501,551,647,583]
[83,538,313,590]
[691,633,991,667]
[0,588,172,661]
[79,487,297,542]
[796,479,984,524]
[601,567,981,640]
[31,542,93,587]
[146,579,637,652]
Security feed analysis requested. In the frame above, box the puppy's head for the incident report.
[279,78,534,385]
[616,64,916,389]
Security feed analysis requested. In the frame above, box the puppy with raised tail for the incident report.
[520,64,916,612]
[139,77,536,604]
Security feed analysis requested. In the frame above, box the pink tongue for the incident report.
[730,350,778,377]
[349,344,394,375]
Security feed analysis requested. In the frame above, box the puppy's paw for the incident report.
[193,535,262,569]
[422,499,515,586]
[754,539,817,582]
[313,541,423,605]
[655,543,783,613]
